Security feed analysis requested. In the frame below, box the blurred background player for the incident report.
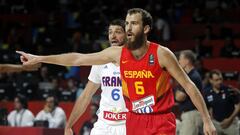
[175,50,203,135]
[65,19,127,135]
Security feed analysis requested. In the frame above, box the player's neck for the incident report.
[131,40,149,60]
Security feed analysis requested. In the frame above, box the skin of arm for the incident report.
[65,81,100,135]
[158,46,215,134]
[0,64,41,73]
[17,46,122,67]
[0,64,24,73]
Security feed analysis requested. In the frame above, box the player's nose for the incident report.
[125,24,132,32]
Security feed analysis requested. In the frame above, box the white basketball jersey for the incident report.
[88,63,127,125]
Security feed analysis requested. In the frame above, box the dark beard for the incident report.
[126,31,145,50]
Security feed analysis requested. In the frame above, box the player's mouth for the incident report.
[127,33,133,38]
[111,40,119,46]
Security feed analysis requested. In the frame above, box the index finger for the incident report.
[16,51,26,55]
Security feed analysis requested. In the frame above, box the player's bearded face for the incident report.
[125,13,145,50]
[126,29,144,50]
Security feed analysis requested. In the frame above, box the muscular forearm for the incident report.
[185,83,211,122]
[0,64,23,73]
[18,47,119,67]
[38,52,113,66]
[38,53,84,66]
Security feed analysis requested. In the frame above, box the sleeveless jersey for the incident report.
[88,63,128,125]
[120,42,174,114]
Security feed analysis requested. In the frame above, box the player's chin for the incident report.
[127,37,135,42]
[127,39,134,45]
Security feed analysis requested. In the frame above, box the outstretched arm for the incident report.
[17,46,122,66]
[158,46,216,135]
[65,81,100,135]
[0,64,41,73]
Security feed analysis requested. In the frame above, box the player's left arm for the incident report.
[16,46,121,67]
[0,64,41,73]
[158,46,216,135]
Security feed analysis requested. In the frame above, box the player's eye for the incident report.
[132,21,137,25]
[116,31,122,34]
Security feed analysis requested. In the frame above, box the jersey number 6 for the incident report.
[111,89,120,101]
[135,81,145,95]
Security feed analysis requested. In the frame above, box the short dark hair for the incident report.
[180,50,196,64]
[109,19,125,30]
[46,94,58,106]
[127,8,153,30]
[15,94,28,109]
[209,69,222,79]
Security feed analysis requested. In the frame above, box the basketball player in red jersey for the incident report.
[17,8,216,135]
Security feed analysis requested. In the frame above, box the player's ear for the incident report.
[144,25,150,34]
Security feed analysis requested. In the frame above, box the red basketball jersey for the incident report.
[120,42,174,114]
